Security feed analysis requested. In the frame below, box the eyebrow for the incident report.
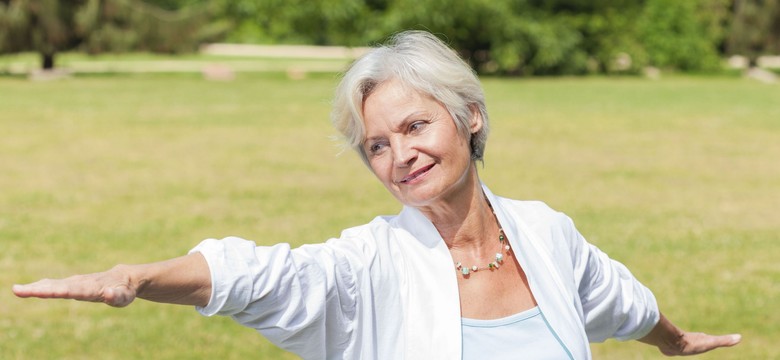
[363,110,430,146]
[392,111,428,132]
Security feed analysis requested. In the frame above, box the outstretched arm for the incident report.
[639,313,741,356]
[12,253,211,308]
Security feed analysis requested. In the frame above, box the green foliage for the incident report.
[378,0,590,75]
[0,0,225,69]
[697,0,733,47]
[76,0,220,54]
[727,0,780,63]
[141,0,205,11]
[0,0,84,57]
[379,0,512,72]
[3,0,775,75]
[216,0,372,45]
[637,0,722,71]
[573,6,648,74]
[207,0,732,75]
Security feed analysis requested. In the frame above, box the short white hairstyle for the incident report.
[331,30,490,165]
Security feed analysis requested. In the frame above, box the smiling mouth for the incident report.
[399,164,435,184]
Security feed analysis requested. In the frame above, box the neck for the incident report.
[416,170,493,251]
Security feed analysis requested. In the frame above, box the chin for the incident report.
[395,186,448,207]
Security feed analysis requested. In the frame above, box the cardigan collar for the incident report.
[393,184,589,359]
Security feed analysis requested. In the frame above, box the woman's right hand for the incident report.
[13,265,138,307]
[13,253,211,307]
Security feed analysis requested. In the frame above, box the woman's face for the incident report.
[362,80,482,208]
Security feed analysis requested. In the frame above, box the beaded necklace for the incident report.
[453,200,512,276]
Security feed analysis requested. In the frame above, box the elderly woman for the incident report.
[13,31,740,359]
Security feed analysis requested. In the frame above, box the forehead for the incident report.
[362,80,438,125]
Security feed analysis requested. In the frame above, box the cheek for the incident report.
[440,133,470,158]
[369,158,392,183]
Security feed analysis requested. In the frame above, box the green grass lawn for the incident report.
[0,72,777,359]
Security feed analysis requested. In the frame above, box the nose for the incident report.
[392,138,417,168]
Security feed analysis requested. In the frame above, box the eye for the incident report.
[409,121,427,133]
[366,140,389,155]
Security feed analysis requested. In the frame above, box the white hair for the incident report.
[331,30,490,165]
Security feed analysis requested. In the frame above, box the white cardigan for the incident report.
[191,186,659,359]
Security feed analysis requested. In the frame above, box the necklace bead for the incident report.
[453,228,510,276]
[452,197,510,277]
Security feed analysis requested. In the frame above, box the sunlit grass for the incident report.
[1,74,777,359]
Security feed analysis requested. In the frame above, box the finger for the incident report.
[12,278,101,302]
[684,333,742,355]
[12,284,35,297]
[13,280,73,299]
[706,334,742,349]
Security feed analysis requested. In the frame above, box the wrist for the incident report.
[639,313,686,355]
[658,330,686,356]
[110,263,143,294]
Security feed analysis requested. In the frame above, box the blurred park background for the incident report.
[1,0,780,77]
[1,0,779,359]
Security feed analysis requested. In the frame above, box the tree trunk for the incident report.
[41,52,55,70]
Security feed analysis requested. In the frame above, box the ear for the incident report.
[468,104,483,134]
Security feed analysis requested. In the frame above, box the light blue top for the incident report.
[462,306,572,359]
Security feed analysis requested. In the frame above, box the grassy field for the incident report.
[0,72,777,359]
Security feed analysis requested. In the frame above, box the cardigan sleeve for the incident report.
[188,236,364,359]
[562,215,661,342]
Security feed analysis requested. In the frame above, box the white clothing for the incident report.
[190,186,659,359]
[461,306,570,360]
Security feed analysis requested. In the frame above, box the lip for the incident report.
[399,163,435,184]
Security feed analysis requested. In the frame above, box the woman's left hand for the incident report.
[640,314,741,356]
[657,331,742,356]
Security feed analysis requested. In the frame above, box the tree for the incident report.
[2,0,752,75]
[637,0,723,71]
[377,0,592,75]
[727,0,780,66]
[215,0,372,46]
[0,0,84,69]
[0,0,223,70]
[199,0,735,75]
